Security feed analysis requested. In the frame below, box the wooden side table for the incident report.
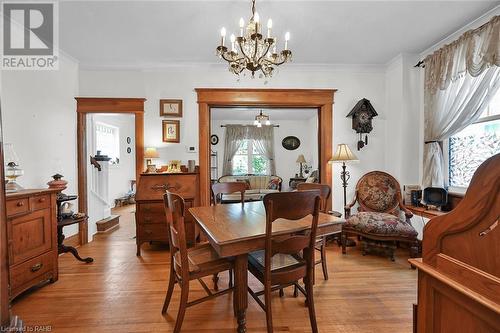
[289,177,307,190]
[405,205,447,219]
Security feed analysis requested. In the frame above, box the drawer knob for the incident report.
[145,218,152,223]
[16,201,24,207]
[38,198,46,203]
[145,230,153,234]
[31,263,43,272]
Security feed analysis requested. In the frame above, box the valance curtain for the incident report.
[222,125,246,176]
[247,126,277,175]
[423,15,500,187]
[222,125,276,176]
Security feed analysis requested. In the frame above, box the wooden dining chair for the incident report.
[247,191,321,333]
[211,182,246,205]
[162,191,234,333]
[210,181,246,289]
[297,182,332,281]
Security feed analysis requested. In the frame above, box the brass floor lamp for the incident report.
[329,143,359,216]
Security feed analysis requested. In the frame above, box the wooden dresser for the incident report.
[409,154,499,332]
[135,172,199,256]
[6,189,59,299]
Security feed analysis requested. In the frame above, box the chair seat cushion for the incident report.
[344,212,417,238]
[248,250,304,272]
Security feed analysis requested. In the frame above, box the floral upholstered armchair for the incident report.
[341,171,418,261]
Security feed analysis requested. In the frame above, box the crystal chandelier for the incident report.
[216,0,292,78]
[253,110,271,127]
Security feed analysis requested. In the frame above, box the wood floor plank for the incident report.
[11,205,416,332]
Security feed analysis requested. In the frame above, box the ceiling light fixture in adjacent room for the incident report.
[216,0,292,78]
[253,110,271,127]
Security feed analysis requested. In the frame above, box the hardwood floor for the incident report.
[11,205,417,332]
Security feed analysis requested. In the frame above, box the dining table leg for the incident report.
[233,253,248,333]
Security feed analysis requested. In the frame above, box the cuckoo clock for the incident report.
[346,98,378,150]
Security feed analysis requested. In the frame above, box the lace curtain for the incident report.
[247,126,276,175]
[222,125,246,176]
[222,125,276,176]
[423,15,500,187]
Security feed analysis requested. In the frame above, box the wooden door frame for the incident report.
[76,97,145,245]
[196,88,335,208]
[0,106,9,326]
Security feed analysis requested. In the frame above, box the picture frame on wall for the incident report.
[159,99,183,117]
[162,120,180,143]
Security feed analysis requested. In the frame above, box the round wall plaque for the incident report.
[282,136,301,150]
[126,137,132,144]
[127,147,132,154]
[210,134,219,145]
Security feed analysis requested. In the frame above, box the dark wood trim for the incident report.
[0,112,10,326]
[196,88,335,209]
[76,97,145,245]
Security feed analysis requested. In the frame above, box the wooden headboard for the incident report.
[410,153,499,332]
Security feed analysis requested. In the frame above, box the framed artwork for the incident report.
[282,136,301,150]
[160,99,183,117]
[162,120,180,143]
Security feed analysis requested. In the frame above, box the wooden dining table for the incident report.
[189,201,345,333]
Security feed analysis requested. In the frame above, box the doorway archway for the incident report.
[196,88,335,208]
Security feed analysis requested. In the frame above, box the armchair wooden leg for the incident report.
[173,281,189,333]
[162,268,176,314]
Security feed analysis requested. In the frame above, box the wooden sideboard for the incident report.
[6,189,59,299]
[409,154,500,332]
[135,172,200,256]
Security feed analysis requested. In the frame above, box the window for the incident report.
[448,90,500,188]
[232,139,269,175]
[95,122,120,164]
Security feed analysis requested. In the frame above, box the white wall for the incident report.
[1,56,80,236]
[90,114,136,204]
[79,65,390,212]
[210,116,318,191]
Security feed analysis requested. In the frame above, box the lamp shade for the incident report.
[296,154,306,163]
[144,147,159,159]
[329,144,358,163]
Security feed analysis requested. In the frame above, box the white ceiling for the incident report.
[211,107,317,120]
[59,1,499,68]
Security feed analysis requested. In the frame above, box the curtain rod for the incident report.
[414,15,498,68]
[220,124,280,128]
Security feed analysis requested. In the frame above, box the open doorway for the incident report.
[86,113,136,237]
[196,88,335,208]
[210,107,319,195]
[76,97,145,245]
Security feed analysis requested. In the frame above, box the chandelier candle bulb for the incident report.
[285,32,290,50]
[267,18,272,38]
[239,18,245,36]
[230,34,236,52]
[220,27,226,46]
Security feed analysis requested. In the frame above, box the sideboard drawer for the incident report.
[6,198,29,217]
[137,211,165,224]
[137,223,168,241]
[136,174,198,201]
[138,203,164,214]
[9,250,54,294]
[31,195,50,211]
